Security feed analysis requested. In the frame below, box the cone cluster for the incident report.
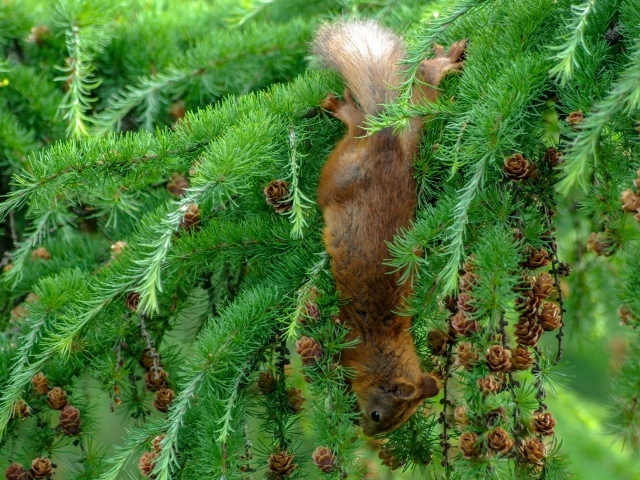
[5,458,54,480]
[515,273,562,347]
[139,348,174,413]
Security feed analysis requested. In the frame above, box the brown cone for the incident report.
[5,463,25,480]
[264,180,293,213]
[524,248,550,269]
[485,345,512,373]
[485,407,507,427]
[621,189,640,212]
[516,290,542,319]
[295,336,322,366]
[169,101,186,121]
[531,411,556,436]
[477,375,502,395]
[378,447,403,470]
[32,372,49,396]
[257,371,276,395]
[300,302,320,324]
[427,330,450,357]
[511,346,534,370]
[13,400,30,419]
[110,240,127,259]
[457,292,477,313]
[268,450,296,476]
[538,302,561,331]
[450,311,479,337]
[138,451,157,477]
[140,347,159,370]
[487,427,514,455]
[47,387,67,410]
[459,432,479,459]
[586,232,614,257]
[542,147,563,167]
[567,110,583,126]
[59,404,81,436]
[532,273,555,299]
[153,388,175,413]
[312,447,335,473]
[30,458,54,479]
[459,271,479,292]
[31,247,51,261]
[454,406,469,426]
[145,368,169,391]
[455,342,479,370]
[180,203,200,231]
[515,317,544,347]
[504,154,535,180]
[152,434,166,453]
[125,291,141,311]
[287,387,305,414]
[519,437,546,465]
[167,173,189,197]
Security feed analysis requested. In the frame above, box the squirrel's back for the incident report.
[312,20,405,116]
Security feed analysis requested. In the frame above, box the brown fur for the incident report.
[314,20,466,436]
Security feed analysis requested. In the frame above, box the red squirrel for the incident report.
[312,20,466,436]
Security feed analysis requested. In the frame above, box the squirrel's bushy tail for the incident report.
[312,20,406,116]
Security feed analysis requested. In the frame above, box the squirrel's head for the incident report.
[354,374,440,436]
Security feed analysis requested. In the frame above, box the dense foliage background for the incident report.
[0,0,638,479]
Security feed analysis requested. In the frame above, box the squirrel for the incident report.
[312,20,466,436]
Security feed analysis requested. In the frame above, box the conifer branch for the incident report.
[286,125,314,239]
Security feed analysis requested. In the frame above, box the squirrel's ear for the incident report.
[390,382,417,399]
[420,374,441,399]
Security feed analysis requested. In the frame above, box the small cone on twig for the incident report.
[519,437,546,465]
[30,457,54,479]
[511,346,534,370]
[138,451,157,478]
[13,400,30,419]
[459,432,480,459]
[455,342,479,369]
[621,189,640,212]
[524,248,550,269]
[287,387,305,414]
[5,463,25,480]
[60,404,81,436]
[531,411,556,436]
[268,450,296,477]
[477,375,502,395]
[485,407,506,427]
[586,232,615,257]
[140,347,159,370]
[567,110,583,126]
[47,387,67,410]
[485,345,511,372]
[145,368,169,391]
[153,388,175,413]
[457,292,477,314]
[450,311,479,336]
[516,290,542,318]
[125,291,141,311]
[486,427,514,455]
[454,406,469,426]
[542,147,563,167]
[31,247,51,261]
[532,273,555,299]
[264,180,293,213]
[515,317,544,347]
[312,447,336,473]
[257,371,276,395]
[152,434,166,454]
[167,173,189,197]
[295,336,322,366]
[539,302,561,331]
[503,154,538,181]
[378,447,403,470]
[180,203,200,231]
[427,330,451,357]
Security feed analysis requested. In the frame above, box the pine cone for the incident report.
[519,437,546,465]
[110,240,127,259]
[455,342,479,369]
[125,291,141,311]
[477,375,502,395]
[167,173,189,197]
[264,180,293,213]
[13,400,30,419]
[138,451,157,478]
[47,387,67,410]
[504,154,537,181]
[153,388,175,413]
[312,447,335,473]
[532,273,555,299]
[145,368,169,391]
[140,347,159,370]
[486,427,514,455]
[511,346,534,370]
[516,290,542,318]
[29,458,54,479]
[450,311,479,336]
[268,450,296,477]
[152,434,165,453]
[459,270,479,292]
[31,247,51,261]
[621,189,640,212]
[378,447,403,470]
[5,463,25,480]
[59,404,81,436]
[555,261,571,277]
[485,345,511,373]
[287,387,305,414]
[524,248,550,269]
[539,302,561,331]
[567,110,583,126]
[180,203,200,231]
[586,232,614,257]
[444,294,458,313]
[295,336,322,366]
[458,432,479,459]
[531,411,556,436]
[454,406,469,426]
[484,407,506,427]
[257,371,276,395]
[542,147,563,167]
[427,330,451,357]
[299,302,320,324]
[515,317,544,347]
[457,292,477,313]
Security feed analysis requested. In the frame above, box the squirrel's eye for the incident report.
[371,411,380,422]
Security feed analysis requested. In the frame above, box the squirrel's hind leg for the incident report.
[322,90,366,136]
